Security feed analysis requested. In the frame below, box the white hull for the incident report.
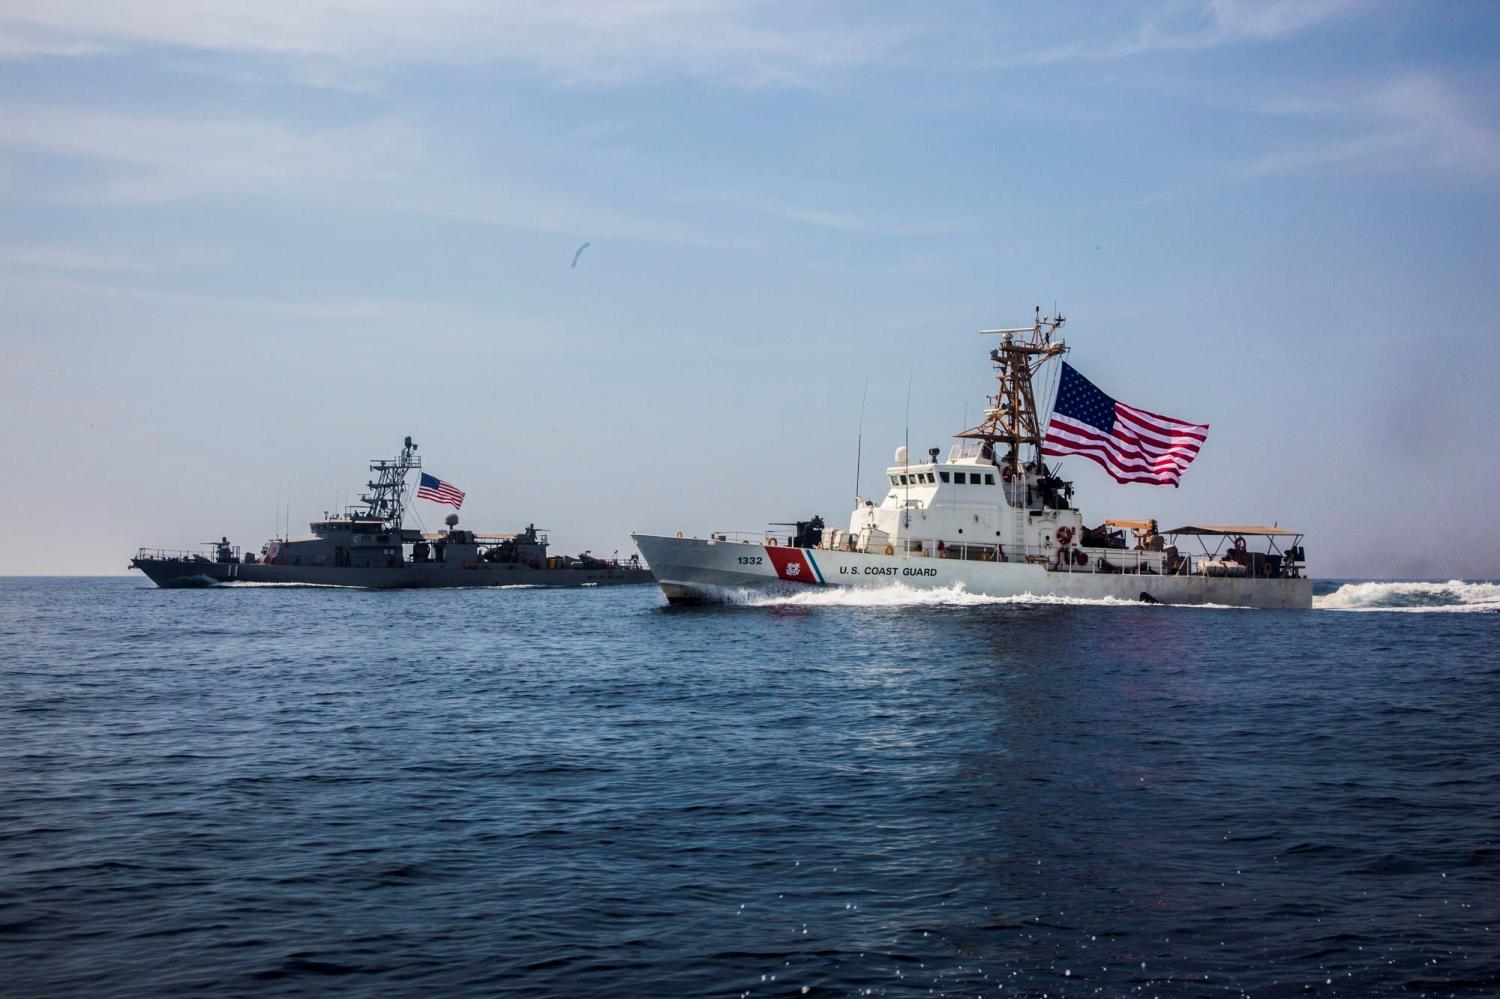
[633,534,1312,609]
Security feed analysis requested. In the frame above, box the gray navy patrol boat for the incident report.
[131,437,653,589]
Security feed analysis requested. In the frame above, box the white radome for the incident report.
[634,311,1309,609]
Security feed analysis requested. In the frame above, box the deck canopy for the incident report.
[1162,524,1299,537]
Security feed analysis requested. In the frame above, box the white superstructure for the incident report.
[842,439,1085,569]
[634,310,1310,609]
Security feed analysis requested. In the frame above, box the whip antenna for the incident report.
[854,374,869,502]
[904,365,913,528]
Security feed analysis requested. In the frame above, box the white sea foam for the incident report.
[717,582,1163,610]
[1315,579,1500,613]
[216,581,550,590]
[214,581,345,588]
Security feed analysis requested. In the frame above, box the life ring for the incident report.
[676,531,683,538]
[1056,525,1075,546]
[1232,535,1247,551]
[883,544,895,556]
[1074,549,1088,567]
[1001,465,1014,483]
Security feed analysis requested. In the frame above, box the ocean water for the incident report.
[1,576,1496,997]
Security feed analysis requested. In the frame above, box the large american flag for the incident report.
[1041,362,1208,487]
[416,472,465,507]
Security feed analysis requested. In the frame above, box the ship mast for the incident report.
[955,307,1067,474]
[357,436,421,529]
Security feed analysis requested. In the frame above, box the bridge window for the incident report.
[939,471,950,483]
[985,474,995,485]
[889,475,899,485]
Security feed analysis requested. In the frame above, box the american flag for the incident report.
[416,472,465,507]
[1041,362,1208,487]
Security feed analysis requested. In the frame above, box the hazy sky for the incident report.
[2,1,1497,578]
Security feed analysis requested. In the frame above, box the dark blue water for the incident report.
[2,577,1497,997]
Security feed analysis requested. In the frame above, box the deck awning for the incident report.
[1162,524,1300,537]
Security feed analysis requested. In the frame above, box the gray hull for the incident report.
[132,557,653,589]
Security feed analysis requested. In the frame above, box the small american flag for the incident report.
[416,472,465,507]
[1042,362,1208,487]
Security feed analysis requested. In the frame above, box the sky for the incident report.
[1,0,1497,578]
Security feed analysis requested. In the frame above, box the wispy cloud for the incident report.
[992,0,1362,67]
[663,186,962,236]
[0,244,154,273]
[0,1,920,89]
[0,103,421,203]
[0,1,1376,91]
[0,95,963,248]
[0,268,450,323]
[0,240,236,276]
[0,28,101,58]
[1243,74,1500,179]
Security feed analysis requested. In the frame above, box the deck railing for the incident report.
[696,528,1309,577]
[694,524,1299,576]
[821,536,1179,576]
[133,546,241,562]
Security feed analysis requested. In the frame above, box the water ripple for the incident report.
[0,576,1497,996]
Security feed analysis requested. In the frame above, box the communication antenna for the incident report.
[854,374,869,502]
[903,365,913,528]
[968,306,1067,475]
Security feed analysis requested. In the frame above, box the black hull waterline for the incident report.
[132,557,654,590]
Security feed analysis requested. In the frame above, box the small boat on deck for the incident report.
[131,437,653,590]
[634,311,1309,609]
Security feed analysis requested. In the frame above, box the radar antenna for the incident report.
[356,436,422,529]
[955,306,1067,474]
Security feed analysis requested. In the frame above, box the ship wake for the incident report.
[1315,580,1500,613]
[217,581,346,588]
[718,583,1194,610]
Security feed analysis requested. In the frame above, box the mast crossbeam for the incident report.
[954,308,1067,473]
[351,436,422,529]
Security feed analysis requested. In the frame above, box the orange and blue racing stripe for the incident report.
[765,546,825,585]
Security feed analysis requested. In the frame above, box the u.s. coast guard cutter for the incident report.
[633,311,1311,609]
